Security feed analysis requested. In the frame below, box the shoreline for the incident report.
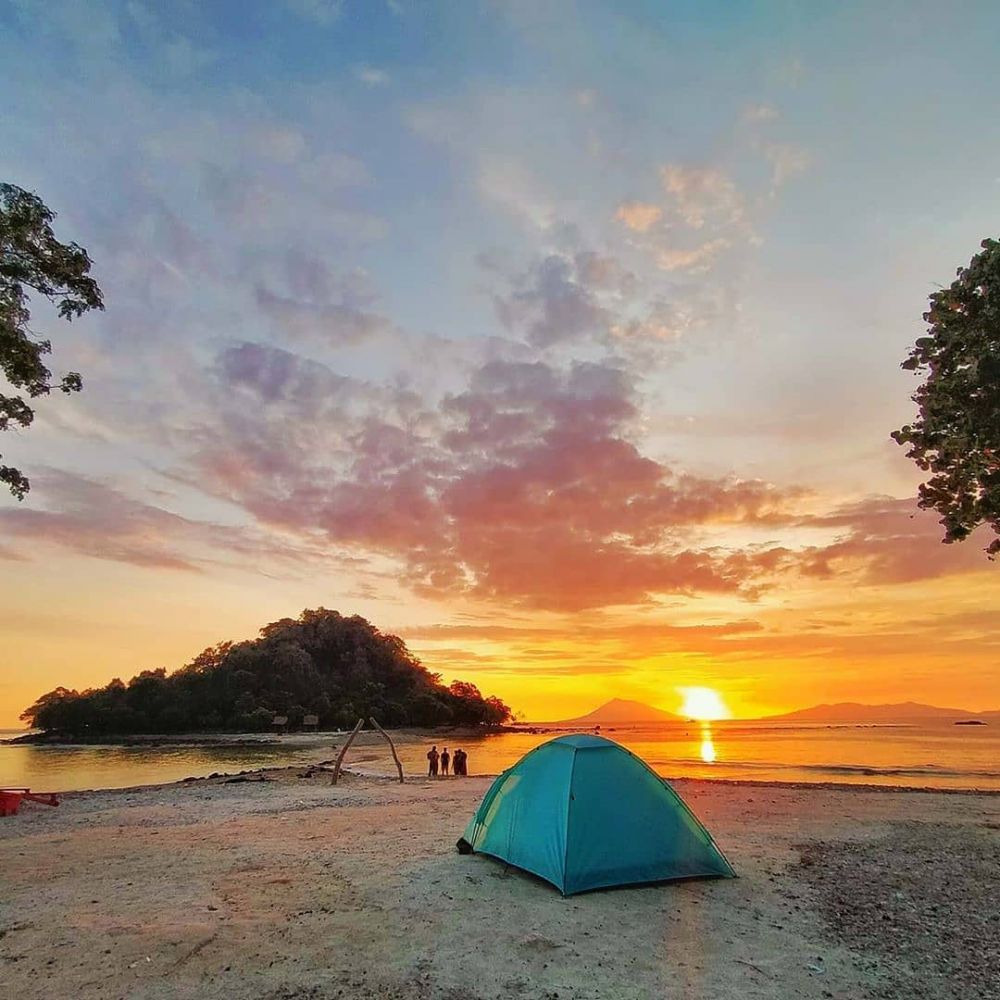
[1,724,501,747]
[25,760,1000,799]
[7,716,982,746]
[5,726,1000,797]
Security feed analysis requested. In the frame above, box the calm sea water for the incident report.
[2,721,998,793]
[0,733,326,793]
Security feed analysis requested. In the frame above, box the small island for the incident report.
[17,608,512,742]
[954,719,987,726]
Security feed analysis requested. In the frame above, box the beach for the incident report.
[2,767,998,1000]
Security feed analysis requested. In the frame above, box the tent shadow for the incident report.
[459,841,738,898]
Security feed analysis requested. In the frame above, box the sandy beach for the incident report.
[2,766,998,1000]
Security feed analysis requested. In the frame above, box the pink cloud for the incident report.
[615,200,663,232]
[797,496,991,584]
[186,349,800,610]
[0,469,360,577]
[659,164,744,229]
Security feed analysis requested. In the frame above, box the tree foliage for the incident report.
[20,608,513,736]
[892,238,1000,556]
[1,182,103,499]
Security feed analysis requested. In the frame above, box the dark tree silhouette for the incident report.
[893,238,1000,556]
[21,608,512,737]
[1,182,103,498]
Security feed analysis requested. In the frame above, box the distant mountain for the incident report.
[541,698,998,728]
[764,701,999,724]
[549,698,684,726]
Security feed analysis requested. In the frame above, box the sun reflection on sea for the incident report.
[699,721,716,764]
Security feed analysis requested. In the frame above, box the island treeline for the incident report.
[20,609,512,737]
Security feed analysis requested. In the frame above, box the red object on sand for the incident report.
[0,788,60,816]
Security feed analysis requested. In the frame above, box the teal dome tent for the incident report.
[457,734,735,895]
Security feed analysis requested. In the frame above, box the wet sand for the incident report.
[1,768,997,999]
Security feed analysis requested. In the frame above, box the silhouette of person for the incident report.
[427,745,439,777]
[455,748,467,776]
[440,747,451,776]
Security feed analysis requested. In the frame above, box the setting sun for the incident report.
[677,687,731,721]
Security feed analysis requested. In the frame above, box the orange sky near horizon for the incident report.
[3,538,999,729]
[3,4,1000,730]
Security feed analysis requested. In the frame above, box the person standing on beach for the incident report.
[427,745,439,778]
[454,748,467,776]
[440,747,451,776]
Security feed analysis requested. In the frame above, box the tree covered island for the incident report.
[20,609,512,738]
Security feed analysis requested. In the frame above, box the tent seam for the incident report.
[562,746,579,894]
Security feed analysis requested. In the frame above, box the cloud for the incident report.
[475,156,555,228]
[402,605,1000,687]
[761,141,811,189]
[299,151,370,187]
[253,283,389,345]
[133,106,382,252]
[492,253,616,347]
[0,470,332,574]
[610,298,694,342]
[572,251,632,291]
[776,56,805,89]
[615,200,663,232]
[485,245,685,354]
[659,164,745,230]
[247,126,308,164]
[611,163,754,278]
[0,542,30,563]
[214,341,356,407]
[742,102,779,123]
[796,496,991,585]
[610,117,810,293]
[403,619,764,643]
[178,347,800,611]
[401,617,772,679]
[355,65,390,86]
[656,238,730,273]
[199,161,384,240]
[14,0,122,54]
[405,89,603,228]
[285,0,345,25]
[162,35,216,77]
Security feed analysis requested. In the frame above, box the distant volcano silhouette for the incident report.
[550,698,683,726]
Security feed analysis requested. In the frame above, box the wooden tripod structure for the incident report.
[330,717,405,785]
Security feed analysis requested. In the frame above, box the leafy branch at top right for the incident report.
[893,238,1000,557]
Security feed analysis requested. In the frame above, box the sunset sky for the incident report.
[2,1,1000,728]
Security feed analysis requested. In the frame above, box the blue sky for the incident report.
[2,0,1000,723]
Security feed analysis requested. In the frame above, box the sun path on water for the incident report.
[675,687,729,764]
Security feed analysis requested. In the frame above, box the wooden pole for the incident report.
[370,717,405,783]
[331,718,365,785]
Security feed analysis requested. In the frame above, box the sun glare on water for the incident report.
[677,686,731,721]
[699,727,717,763]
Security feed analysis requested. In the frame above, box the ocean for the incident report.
[2,720,998,793]
[0,732,326,793]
